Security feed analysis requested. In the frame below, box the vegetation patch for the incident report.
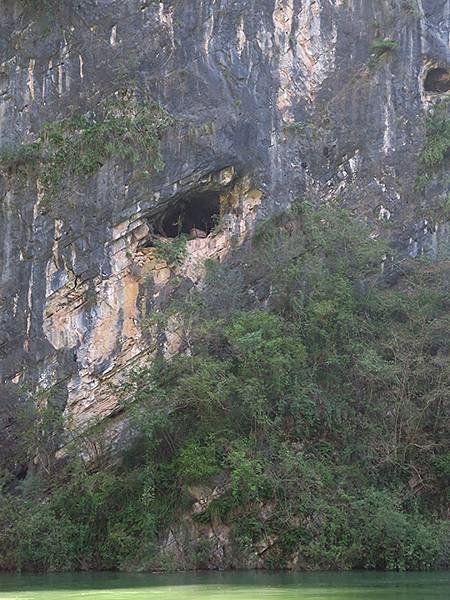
[416,103,450,190]
[153,234,189,267]
[1,202,449,572]
[370,38,399,55]
[420,106,450,169]
[0,91,174,201]
[368,38,399,69]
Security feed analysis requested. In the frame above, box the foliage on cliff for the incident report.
[420,105,450,169]
[0,202,448,572]
[416,102,450,190]
[0,91,173,201]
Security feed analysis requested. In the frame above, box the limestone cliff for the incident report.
[0,0,449,504]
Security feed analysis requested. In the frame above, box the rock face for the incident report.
[0,1,449,457]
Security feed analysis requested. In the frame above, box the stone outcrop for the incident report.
[0,0,449,465]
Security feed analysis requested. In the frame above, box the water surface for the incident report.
[0,571,448,599]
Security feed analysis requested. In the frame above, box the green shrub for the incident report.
[175,438,222,483]
[370,38,399,54]
[1,202,448,572]
[153,234,189,266]
[228,441,269,503]
[368,38,399,68]
[420,107,450,169]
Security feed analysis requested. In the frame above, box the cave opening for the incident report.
[424,67,450,94]
[150,190,221,240]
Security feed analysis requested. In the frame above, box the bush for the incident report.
[420,107,450,168]
[175,438,221,483]
[1,202,448,572]
[153,234,189,266]
[371,38,399,54]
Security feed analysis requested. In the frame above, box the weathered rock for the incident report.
[0,0,449,483]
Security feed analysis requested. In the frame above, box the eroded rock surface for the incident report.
[0,0,449,461]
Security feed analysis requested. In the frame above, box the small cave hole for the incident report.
[424,67,450,94]
[149,190,222,241]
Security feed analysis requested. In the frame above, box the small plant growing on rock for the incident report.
[369,38,399,68]
[370,38,399,55]
[284,121,305,133]
[420,106,450,169]
[415,103,450,190]
[153,234,189,267]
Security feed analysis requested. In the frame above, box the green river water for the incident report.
[0,571,448,600]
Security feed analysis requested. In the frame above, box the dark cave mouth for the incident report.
[424,67,450,94]
[146,190,222,242]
